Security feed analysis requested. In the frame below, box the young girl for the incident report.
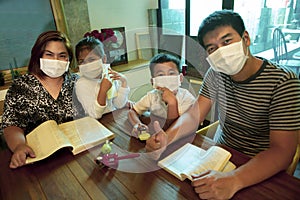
[75,36,129,119]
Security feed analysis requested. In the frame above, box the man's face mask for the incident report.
[40,58,69,78]
[79,59,103,79]
[206,38,249,75]
[152,75,181,92]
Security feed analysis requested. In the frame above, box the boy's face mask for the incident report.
[206,38,249,75]
[40,58,69,78]
[152,75,181,92]
[79,59,103,79]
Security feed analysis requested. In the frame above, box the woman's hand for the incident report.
[10,144,35,169]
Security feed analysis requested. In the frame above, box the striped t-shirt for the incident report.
[200,58,300,156]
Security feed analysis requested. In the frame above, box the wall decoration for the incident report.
[84,27,128,66]
[135,32,153,60]
[101,27,128,66]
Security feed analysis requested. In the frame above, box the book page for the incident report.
[222,161,236,172]
[26,120,73,164]
[186,146,232,178]
[58,117,114,155]
[158,143,233,181]
[158,143,206,181]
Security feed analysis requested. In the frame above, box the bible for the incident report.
[158,143,236,181]
[25,117,115,164]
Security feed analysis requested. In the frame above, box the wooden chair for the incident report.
[272,27,300,78]
[286,131,300,176]
[196,120,219,138]
[129,83,153,102]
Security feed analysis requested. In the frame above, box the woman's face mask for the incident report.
[206,38,249,75]
[152,75,181,92]
[40,58,69,78]
[79,59,103,79]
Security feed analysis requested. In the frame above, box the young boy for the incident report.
[128,53,195,138]
[75,36,130,119]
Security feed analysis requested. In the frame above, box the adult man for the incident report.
[146,10,300,199]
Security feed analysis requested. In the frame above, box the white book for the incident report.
[25,117,115,164]
[158,143,236,181]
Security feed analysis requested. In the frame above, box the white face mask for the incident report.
[206,39,249,75]
[152,75,181,92]
[40,58,69,78]
[79,59,103,79]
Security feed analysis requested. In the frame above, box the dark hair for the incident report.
[28,30,73,78]
[75,36,105,61]
[149,53,181,77]
[197,10,245,48]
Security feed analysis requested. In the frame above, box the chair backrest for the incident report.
[286,131,300,176]
[272,27,288,63]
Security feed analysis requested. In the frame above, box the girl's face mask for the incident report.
[206,38,249,75]
[152,75,181,92]
[40,58,69,78]
[79,59,103,79]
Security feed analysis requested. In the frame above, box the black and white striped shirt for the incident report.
[200,58,300,156]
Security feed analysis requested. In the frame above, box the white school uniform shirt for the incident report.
[75,77,130,119]
[133,87,195,118]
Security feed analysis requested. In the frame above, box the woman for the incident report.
[2,30,83,169]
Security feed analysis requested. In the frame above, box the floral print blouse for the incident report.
[1,73,84,134]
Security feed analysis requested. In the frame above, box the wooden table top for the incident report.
[0,108,299,200]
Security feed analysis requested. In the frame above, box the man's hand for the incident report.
[10,144,35,169]
[192,170,240,200]
[145,121,168,160]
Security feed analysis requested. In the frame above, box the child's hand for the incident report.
[157,87,177,105]
[131,123,149,138]
[108,69,128,87]
[100,77,112,93]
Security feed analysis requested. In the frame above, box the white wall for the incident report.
[87,0,158,61]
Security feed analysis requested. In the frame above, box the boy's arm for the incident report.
[128,108,142,127]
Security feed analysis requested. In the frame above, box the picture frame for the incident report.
[101,27,128,66]
[135,32,153,60]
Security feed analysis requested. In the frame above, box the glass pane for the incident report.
[161,0,186,35]
[234,0,300,59]
[190,0,222,36]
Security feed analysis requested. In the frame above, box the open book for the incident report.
[158,143,236,181]
[25,117,115,164]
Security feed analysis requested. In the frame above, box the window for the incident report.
[159,0,300,61]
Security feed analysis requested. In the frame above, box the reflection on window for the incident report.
[161,0,185,35]
[234,0,300,55]
[190,0,222,36]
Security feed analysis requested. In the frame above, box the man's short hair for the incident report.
[197,10,245,48]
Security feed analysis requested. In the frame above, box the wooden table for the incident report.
[0,108,300,200]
